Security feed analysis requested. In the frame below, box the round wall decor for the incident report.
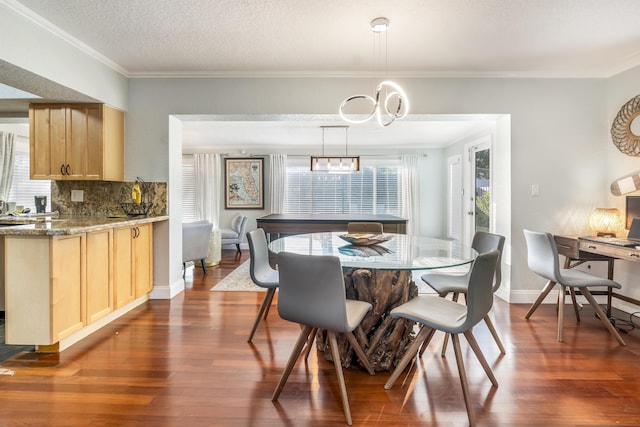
[611,94,640,156]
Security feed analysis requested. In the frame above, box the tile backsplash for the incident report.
[52,180,167,217]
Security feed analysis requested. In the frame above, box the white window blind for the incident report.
[284,161,403,215]
[7,140,51,212]
[182,155,197,222]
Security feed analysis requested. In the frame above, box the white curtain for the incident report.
[268,154,287,213]
[0,132,15,200]
[194,153,222,228]
[401,154,420,236]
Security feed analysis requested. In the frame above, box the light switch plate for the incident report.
[531,184,539,196]
[71,189,84,202]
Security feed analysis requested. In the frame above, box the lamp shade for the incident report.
[589,208,625,237]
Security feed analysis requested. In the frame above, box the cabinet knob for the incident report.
[65,164,71,175]
[60,164,66,175]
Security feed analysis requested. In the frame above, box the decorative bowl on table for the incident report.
[338,244,392,257]
[337,233,393,246]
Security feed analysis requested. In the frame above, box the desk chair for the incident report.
[421,231,506,355]
[272,252,375,426]
[246,229,279,342]
[523,229,625,345]
[347,222,384,234]
[385,250,501,427]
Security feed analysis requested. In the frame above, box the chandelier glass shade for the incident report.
[310,126,360,173]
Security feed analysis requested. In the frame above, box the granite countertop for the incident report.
[0,214,169,236]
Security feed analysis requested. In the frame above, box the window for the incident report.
[182,155,197,222]
[6,138,51,213]
[283,158,403,215]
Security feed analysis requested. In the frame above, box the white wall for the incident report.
[126,76,606,300]
[602,67,640,312]
[0,2,128,110]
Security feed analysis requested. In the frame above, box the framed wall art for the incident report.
[224,157,264,209]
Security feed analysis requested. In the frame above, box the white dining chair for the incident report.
[246,228,279,342]
[272,252,375,426]
[384,250,501,427]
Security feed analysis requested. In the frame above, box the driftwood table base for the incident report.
[315,268,419,372]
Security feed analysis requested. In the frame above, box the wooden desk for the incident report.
[555,235,640,313]
[257,214,407,241]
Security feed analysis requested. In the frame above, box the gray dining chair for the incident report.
[421,231,506,355]
[385,250,501,427]
[246,228,279,342]
[346,221,384,234]
[272,252,375,426]
[523,229,625,345]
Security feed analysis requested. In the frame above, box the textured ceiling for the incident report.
[10,0,640,78]
[4,0,640,149]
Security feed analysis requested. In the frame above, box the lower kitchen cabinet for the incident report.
[86,229,113,323]
[114,223,153,308]
[4,222,154,347]
[50,234,85,342]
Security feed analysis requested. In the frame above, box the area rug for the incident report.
[210,260,264,292]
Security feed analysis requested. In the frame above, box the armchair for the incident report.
[221,214,248,254]
[182,220,213,276]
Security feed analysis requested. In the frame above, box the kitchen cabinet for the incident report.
[4,220,157,348]
[86,229,113,323]
[114,223,153,308]
[50,234,85,342]
[29,103,124,181]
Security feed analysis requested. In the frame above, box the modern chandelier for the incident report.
[339,17,409,127]
[310,125,360,172]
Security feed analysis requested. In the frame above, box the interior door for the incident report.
[466,139,493,241]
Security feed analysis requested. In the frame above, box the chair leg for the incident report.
[418,325,437,358]
[248,288,276,342]
[483,315,506,354]
[463,330,498,386]
[182,263,186,278]
[272,325,313,401]
[439,293,459,357]
[200,259,208,275]
[580,288,626,346]
[385,326,434,390]
[569,287,580,321]
[557,285,566,341]
[451,333,476,427]
[236,243,241,254]
[302,328,318,361]
[345,332,375,375]
[525,280,556,319]
[328,331,353,426]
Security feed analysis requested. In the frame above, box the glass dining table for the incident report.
[268,232,477,372]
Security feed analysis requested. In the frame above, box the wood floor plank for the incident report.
[1,250,640,426]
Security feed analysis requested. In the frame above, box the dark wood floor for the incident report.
[1,250,640,426]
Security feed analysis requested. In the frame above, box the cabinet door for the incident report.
[113,227,134,308]
[86,229,113,323]
[133,223,153,296]
[68,105,103,180]
[29,106,66,180]
[51,234,85,341]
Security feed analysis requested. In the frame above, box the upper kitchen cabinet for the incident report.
[29,103,124,181]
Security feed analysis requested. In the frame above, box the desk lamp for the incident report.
[589,208,625,237]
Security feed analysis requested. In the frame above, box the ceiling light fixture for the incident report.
[310,125,360,172]
[339,17,409,127]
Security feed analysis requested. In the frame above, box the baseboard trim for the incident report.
[149,277,185,300]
